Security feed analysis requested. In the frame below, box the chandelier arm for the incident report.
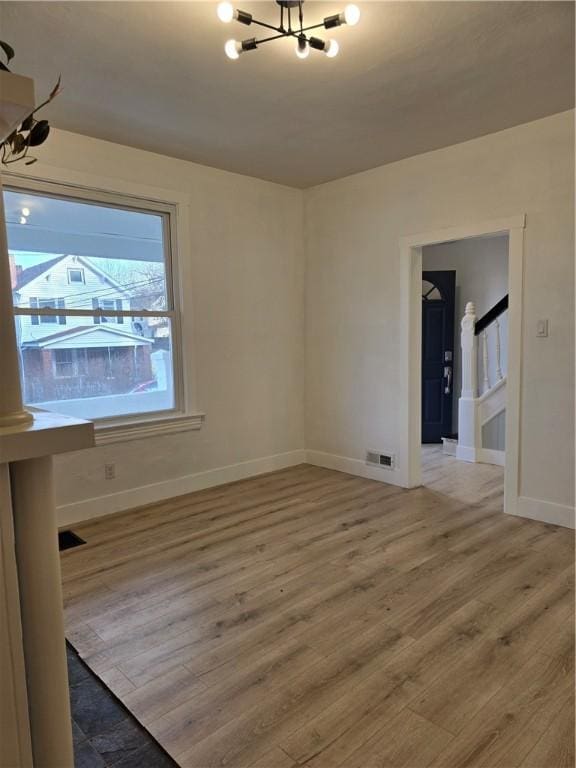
[254,32,291,45]
[250,17,283,33]
[297,21,327,34]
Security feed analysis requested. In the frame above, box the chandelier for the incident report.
[216,0,360,60]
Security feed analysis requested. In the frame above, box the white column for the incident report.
[0,179,32,427]
[10,456,74,768]
[457,302,480,462]
[0,72,91,768]
[0,464,33,767]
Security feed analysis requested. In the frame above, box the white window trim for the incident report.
[5,169,203,444]
[94,412,205,445]
[67,267,85,284]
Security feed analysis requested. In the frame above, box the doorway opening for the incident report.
[420,234,508,506]
[398,214,525,516]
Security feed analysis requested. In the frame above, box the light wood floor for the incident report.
[61,463,575,768]
[421,444,505,506]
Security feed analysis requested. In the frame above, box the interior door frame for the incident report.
[398,214,526,517]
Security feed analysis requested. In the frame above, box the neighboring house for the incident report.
[11,253,154,403]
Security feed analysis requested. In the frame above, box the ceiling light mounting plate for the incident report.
[276,0,302,8]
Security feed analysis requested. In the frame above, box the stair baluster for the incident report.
[482,330,489,393]
[495,318,503,381]
[457,297,507,466]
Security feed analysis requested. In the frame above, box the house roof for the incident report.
[14,255,66,290]
[22,324,152,350]
[13,253,128,296]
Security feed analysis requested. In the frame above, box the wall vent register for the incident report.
[366,451,395,469]
[58,530,86,551]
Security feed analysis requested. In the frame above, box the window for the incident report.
[6,184,182,426]
[39,298,58,323]
[30,297,66,325]
[53,350,75,378]
[99,299,117,323]
[422,279,442,301]
[68,267,85,284]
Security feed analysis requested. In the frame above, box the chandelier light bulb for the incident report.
[217,2,234,23]
[343,4,360,26]
[325,39,339,57]
[295,36,309,59]
[21,207,30,217]
[20,216,27,225]
[225,39,241,59]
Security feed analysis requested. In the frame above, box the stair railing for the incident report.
[457,295,508,462]
[475,294,508,393]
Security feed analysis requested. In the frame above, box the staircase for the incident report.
[456,296,507,466]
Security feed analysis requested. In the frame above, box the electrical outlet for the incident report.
[104,463,116,480]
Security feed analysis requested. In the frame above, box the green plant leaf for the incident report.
[0,62,9,72]
[29,120,50,146]
[48,75,62,102]
[12,133,26,154]
[21,115,34,131]
[0,41,15,63]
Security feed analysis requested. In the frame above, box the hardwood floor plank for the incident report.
[519,694,575,768]
[428,649,574,768]
[249,747,295,768]
[60,460,574,768]
[342,708,453,768]
[173,622,413,767]
[123,666,207,726]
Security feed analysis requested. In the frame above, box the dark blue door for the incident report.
[422,270,456,443]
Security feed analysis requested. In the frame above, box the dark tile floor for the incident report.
[67,643,178,768]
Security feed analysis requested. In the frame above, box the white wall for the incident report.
[422,235,509,432]
[10,129,305,522]
[7,111,574,528]
[305,110,574,520]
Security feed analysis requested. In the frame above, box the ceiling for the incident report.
[1,1,574,188]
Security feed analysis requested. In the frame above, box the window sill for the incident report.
[94,413,205,446]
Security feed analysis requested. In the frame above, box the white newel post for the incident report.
[457,301,480,462]
[0,72,94,768]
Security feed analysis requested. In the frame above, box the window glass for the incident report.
[68,268,85,284]
[422,279,442,300]
[38,298,58,323]
[6,187,178,422]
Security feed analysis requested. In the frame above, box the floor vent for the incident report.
[366,451,395,469]
[58,530,86,551]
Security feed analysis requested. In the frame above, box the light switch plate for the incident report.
[536,319,549,337]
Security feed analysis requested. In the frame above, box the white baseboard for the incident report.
[57,449,307,526]
[57,447,574,533]
[509,496,575,530]
[456,445,477,463]
[305,449,404,486]
[478,448,505,467]
[456,446,504,466]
